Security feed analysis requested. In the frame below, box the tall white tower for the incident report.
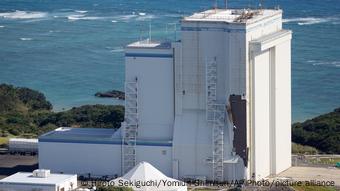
[124,8,292,181]
[172,8,292,181]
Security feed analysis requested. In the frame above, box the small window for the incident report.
[162,150,167,155]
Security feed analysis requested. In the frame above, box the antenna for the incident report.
[148,21,152,43]
[167,23,178,41]
[225,0,228,9]
[259,0,264,10]
[213,0,217,10]
[139,24,142,42]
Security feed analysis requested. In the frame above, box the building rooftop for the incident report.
[0,172,76,186]
[39,127,172,146]
[183,9,282,24]
[39,127,120,144]
[9,138,38,143]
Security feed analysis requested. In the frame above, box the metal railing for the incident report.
[206,58,225,182]
[122,79,138,174]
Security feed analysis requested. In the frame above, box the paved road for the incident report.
[0,154,38,178]
[277,166,340,186]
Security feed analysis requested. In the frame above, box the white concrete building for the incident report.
[39,8,292,182]
[0,169,77,191]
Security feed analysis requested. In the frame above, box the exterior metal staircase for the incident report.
[206,58,225,182]
[122,78,138,174]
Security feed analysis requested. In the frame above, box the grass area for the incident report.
[292,143,319,155]
[292,185,336,191]
[0,137,8,146]
[308,157,340,165]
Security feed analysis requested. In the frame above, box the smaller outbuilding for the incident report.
[0,169,77,191]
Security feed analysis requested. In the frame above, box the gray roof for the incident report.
[39,127,172,146]
[39,127,121,144]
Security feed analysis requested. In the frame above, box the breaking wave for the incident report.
[283,17,339,25]
[115,12,156,22]
[20,38,32,41]
[67,14,104,21]
[75,10,88,14]
[136,14,156,21]
[308,60,340,68]
[110,47,124,53]
[0,10,47,19]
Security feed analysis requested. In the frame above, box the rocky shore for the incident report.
[95,90,125,100]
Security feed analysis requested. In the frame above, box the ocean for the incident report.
[0,0,339,122]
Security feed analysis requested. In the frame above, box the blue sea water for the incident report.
[0,0,339,122]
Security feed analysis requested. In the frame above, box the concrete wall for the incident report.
[273,40,291,174]
[253,49,271,179]
[0,175,76,191]
[0,184,54,191]
[39,142,122,176]
[172,110,212,180]
[180,22,247,110]
[125,47,174,141]
[39,141,173,177]
[250,29,292,179]
[57,175,77,191]
[136,145,173,177]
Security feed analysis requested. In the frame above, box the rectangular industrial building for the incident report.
[39,127,172,177]
[39,8,292,182]
[0,170,77,191]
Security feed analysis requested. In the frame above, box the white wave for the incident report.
[115,13,156,22]
[0,25,4,28]
[111,20,117,23]
[67,14,107,21]
[67,14,84,20]
[308,60,340,68]
[298,18,329,25]
[283,17,338,25]
[77,16,102,20]
[20,38,32,41]
[75,10,88,14]
[138,12,146,16]
[136,14,156,21]
[0,10,47,19]
[110,47,124,53]
[117,14,138,21]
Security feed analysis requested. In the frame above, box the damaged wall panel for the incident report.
[229,95,247,166]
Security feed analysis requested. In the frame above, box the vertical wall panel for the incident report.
[253,50,270,179]
[274,41,292,173]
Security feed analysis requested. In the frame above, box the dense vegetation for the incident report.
[1,83,340,154]
[291,143,319,155]
[292,108,340,154]
[0,84,124,142]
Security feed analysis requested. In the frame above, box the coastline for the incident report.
[51,97,124,112]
